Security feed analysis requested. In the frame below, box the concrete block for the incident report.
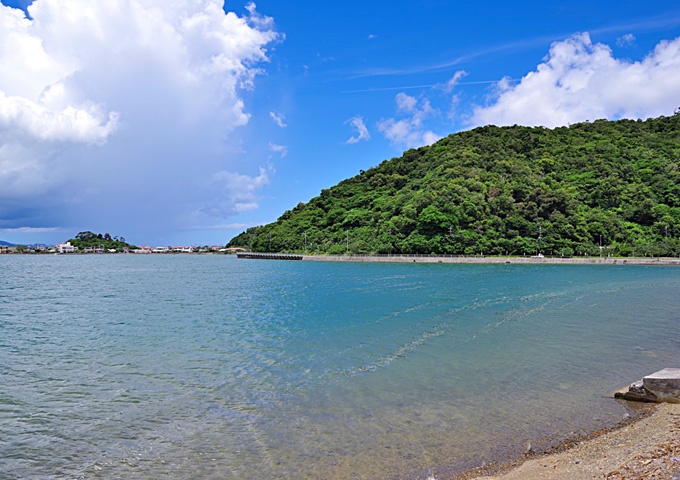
[643,368,680,402]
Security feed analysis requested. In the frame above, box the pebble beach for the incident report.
[459,402,680,480]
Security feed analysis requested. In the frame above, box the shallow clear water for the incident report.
[1,255,678,479]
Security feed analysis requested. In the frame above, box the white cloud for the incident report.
[422,131,442,146]
[412,99,435,126]
[471,33,680,128]
[368,34,377,39]
[444,70,468,93]
[395,92,418,112]
[345,115,370,144]
[0,90,118,143]
[616,33,636,48]
[0,0,279,239]
[0,226,63,234]
[269,110,287,127]
[0,5,115,143]
[206,165,273,216]
[268,142,288,157]
[377,94,441,148]
[190,222,252,230]
[377,118,440,147]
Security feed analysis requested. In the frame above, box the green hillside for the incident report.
[68,231,137,251]
[228,115,680,257]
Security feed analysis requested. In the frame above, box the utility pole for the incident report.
[538,225,542,255]
[304,232,307,253]
[346,230,349,254]
[599,234,602,258]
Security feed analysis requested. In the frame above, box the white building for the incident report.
[57,242,77,253]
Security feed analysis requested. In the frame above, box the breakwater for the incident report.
[239,252,680,266]
[236,252,303,260]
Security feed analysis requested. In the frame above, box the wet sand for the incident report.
[453,402,680,480]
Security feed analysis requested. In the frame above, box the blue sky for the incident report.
[1,0,680,246]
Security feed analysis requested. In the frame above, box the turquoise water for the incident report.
[1,256,678,479]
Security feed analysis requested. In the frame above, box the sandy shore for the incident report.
[451,402,680,480]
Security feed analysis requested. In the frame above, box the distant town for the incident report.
[0,243,247,254]
[0,230,246,255]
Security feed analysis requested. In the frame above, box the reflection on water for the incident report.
[1,256,678,479]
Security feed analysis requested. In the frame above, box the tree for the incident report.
[226,115,680,256]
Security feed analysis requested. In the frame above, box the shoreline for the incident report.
[239,252,680,266]
[450,401,680,480]
[304,254,680,266]
[6,252,680,266]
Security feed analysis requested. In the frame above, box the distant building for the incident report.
[57,242,77,254]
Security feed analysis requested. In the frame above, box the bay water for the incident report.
[1,255,678,479]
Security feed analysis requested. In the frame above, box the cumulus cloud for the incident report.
[345,115,370,143]
[0,90,119,143]
[0,0,279,240]
[0,5,116,143]
[471,33,680,128]
[395,92,418,112]
[378,93,441,148]
[269,110,287,127]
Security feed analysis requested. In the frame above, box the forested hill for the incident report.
[228,115,680,257]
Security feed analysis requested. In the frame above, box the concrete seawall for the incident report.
[301,255,680,266]
[236,251,680,265]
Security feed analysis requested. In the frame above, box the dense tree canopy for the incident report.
[68,231,136,251]
[228,115,680,257]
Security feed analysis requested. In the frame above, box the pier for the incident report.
[236,252,303,260]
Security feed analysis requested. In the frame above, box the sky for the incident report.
[1,0,680,247]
